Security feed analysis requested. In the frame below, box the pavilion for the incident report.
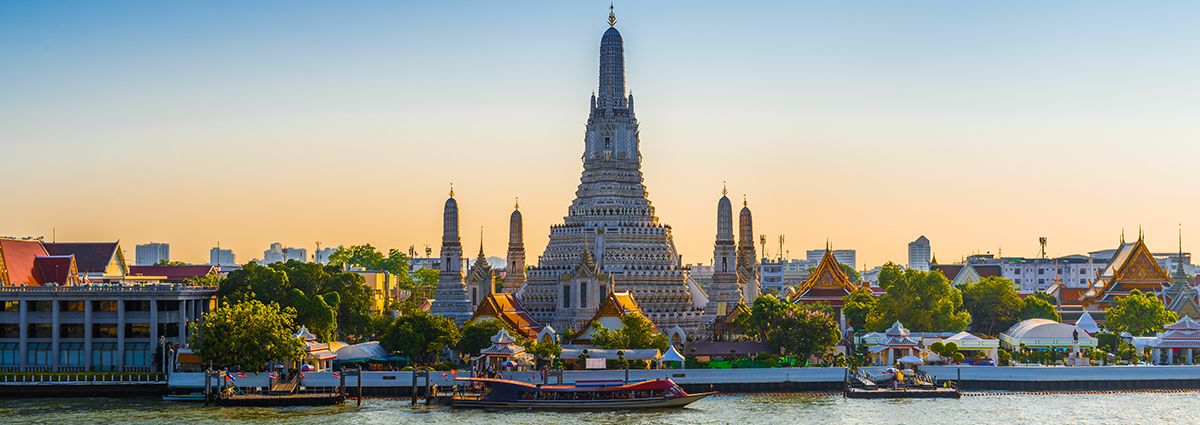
[1148,316,1200,365]
[1001,319,1097,350]
[294,325,336,372]
[476,328,531,371]
[866,321,921,365]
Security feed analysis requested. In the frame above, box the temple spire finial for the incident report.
[743,194,747,207]
[449,183,454,198]
[608,3,616,27]
[515,197,519,210]
[722,181,727,196]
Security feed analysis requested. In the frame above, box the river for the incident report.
[2,392,1196,424]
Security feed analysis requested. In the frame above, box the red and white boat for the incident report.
[450,377,715,409]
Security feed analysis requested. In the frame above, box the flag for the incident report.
[440,371,447,377]
[300,371,306,381]
[450,369,457,376]
[237,372,246,379]
[332,371,341,379]
[268,372,277,380]
[225,374,236,382]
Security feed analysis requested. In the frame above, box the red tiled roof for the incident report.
[128,265,216,281]
[0,239,50,286]
[33,256,76,285]
[932,265,962,281]
[43,242,119,273]
[975,265,1002,278]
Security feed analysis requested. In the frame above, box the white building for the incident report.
[314,247,337,265]
[908,236,931,272]
[208,247,235,266]
[806,249,855,269]
[263,243,307,264]
[134,243,170,266]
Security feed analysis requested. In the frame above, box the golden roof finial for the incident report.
[608,3,617,27]
[449,183,454,198]
[743,194,747,207]
[515,197,519,210]
[722,181,727,196]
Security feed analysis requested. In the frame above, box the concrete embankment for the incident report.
[0,382,167,397]
[863,365,1200,391]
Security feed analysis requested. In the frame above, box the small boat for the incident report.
[449,377,715,409]
[162,393,205,402]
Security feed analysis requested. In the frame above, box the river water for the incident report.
[2,392,1197,424]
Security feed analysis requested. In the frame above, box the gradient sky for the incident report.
[3,1,1199,268]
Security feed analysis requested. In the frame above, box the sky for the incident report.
[2,1,1199,268]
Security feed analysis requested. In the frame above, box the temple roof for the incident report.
[0,239,50,286]
[43,242,123,275]
[471,293,543,339]
[790,248,857,303]
[1082,237,1170,305]
[33,256,77,286]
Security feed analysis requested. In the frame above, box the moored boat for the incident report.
[449,377,715,409]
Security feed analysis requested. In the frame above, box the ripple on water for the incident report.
[0,393,1197,425]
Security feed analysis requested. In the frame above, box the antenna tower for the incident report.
[1037,237,1048,259]
[778,235,785,261]
[759,235,767,261]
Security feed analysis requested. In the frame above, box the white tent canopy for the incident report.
[560,348,661,361]
[335,341,389,360]
[661,345,685,362]
[1075,311,1100,334]
[897,355,924,364]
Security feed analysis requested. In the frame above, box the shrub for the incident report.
[401,366,414,371]
[952,352,965,363]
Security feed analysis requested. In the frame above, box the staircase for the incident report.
[269,373,298,395]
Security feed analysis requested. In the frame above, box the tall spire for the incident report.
[608,3,616,27]
[505,201,526,294]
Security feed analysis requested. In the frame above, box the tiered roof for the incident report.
[1148,317,1200,349]
[471,293,544,339]
[43,242,125,275]
[1081,238,1170,306]
[790,247,858,306]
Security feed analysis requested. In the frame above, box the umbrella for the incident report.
[897,355,925,365]
[502,361,517,367]
[881,368,899,374]
[301,364,315,371]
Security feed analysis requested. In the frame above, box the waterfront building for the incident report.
[518,12,705,335]
[294,325,336,372]
[704,189,741,320]
[737,199,760,305]
[1076,235,1200,322]
[789,247,862,330]
[1000,318,1096,352]
[920,332,1000,363]
[1148,316,1200,365]
[134,243,169,266]
[505,201,526,294]
[127,265,217,284]
[44,242,128,284]
[470,293,543,339]
[208,247,235,266]
[868,321,921,365]
[908,236,931,272]
[262,243,306,264]
[464,243,495,309]
[347,270,398,313]
[429,190,473,326]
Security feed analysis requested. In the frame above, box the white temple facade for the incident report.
[520,11,704,335]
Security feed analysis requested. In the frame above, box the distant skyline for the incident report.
[3,2,1199,268]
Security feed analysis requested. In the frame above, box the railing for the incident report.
[0,284,218,293]
[0,373,164,383]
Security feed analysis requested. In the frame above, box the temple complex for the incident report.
[519,9,705,335]
[429,188,473,325]
[737,198,760,304]
[790,246,861,329]
[504,200,526,294]
[1071,233,1200,323]
[704,187,741,319]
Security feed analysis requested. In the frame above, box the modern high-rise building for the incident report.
[135,243,170,266]
[209,247,235,266]
[314,247,337,265]
[908,236,931,271]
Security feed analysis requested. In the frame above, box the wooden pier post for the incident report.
[357,366,363,406]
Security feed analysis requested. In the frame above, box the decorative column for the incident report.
[84,300,92,371]
[178,300,187,346]
[149,299,158,360]
[18,300,27,371]
[116,299,125,371]
[52,300,60,371]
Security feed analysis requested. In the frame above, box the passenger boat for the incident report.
[449,377,715,409]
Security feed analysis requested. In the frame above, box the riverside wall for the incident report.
[862,365,1200,391]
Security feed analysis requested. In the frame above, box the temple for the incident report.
[504,200,526,294]
[1066,233,1200,323]
[519,10,705,335]
[790,246,860,329]
[737,197,760,304]
[464,238,494,309]
[704,187,741,319]
[470,292,543,339]
[429,187,473,325]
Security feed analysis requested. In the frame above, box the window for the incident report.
[1038,269,1045,275]
[472,288,478,305]
[92,343,117,371]
[3,301,18,312]
[1014,279,1021,284]
[600,285,608,296]
[581,283,588,308]
[156,301,179,311]
[158,323,179,338]
[1014,269,1021,275]
[59,342,84,366]
[1038,279,1045,285]
[26,301,51,312]
[0,343,17,366]
[1,324,18,339]
[60,323,84,338]
[125,323,151,339]
[27,323,52,338]
[1080,279,1087,284]
[92,301,118,312]
[124,301,151,312]
[124,342,151,366]
[26,342,51,366]
[60,301,84,312]
[92,324,118,339]
[563,285,571,309]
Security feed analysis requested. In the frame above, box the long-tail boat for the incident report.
[449,377,715,409]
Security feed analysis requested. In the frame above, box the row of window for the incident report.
[1011,268,1094,275]
[0,342,151,369]
[1,323,178,339]
[2,300,183,313]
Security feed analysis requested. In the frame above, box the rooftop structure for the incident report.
[471,293,543,339]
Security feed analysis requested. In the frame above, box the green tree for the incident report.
[188,300,305,371]
[587,314,669,351]
[960,276,1024,335]
[735,295,841,362]
[327,244,416,289]
[520,338,563,368]
[866,263,970,332]
[1020,295,1062,323]
[1105,289,1178,336]
[380,311,460,365]
[216,261,374,341]
[153,259,189,266]
[842,288,877,331]
[458,318,512,357]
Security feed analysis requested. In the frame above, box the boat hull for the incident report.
[451,392,716,409]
